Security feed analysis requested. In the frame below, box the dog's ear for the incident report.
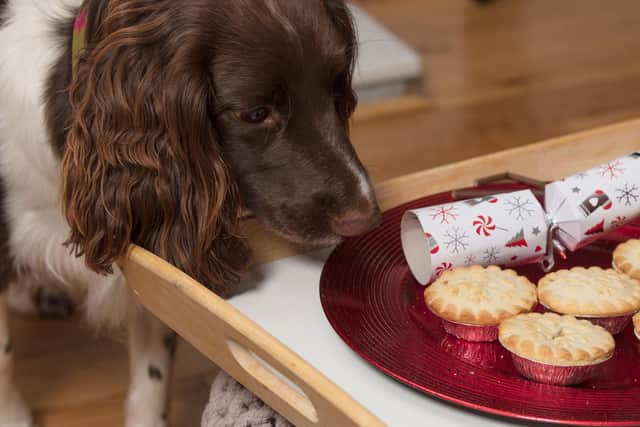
[61,0,250,296]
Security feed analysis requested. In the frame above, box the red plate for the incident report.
[320,184,640,426]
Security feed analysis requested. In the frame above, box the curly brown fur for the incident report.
[57,0,379,297]
[62,0,251,296]
[2,0,381,424]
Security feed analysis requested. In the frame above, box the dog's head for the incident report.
[62,0,380,295]
[214,0,380,244]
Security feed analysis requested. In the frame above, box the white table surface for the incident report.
[229,250,556,427]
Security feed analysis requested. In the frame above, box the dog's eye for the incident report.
[240,107,271,124]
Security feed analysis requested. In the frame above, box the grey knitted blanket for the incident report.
[201,371,294,427]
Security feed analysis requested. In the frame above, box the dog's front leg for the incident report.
[125,306,176,427]
[0,290,33,427]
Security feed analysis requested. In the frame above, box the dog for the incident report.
[0,0,381,425]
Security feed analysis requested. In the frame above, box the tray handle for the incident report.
[119,245,384,427]
[225,338,317,422]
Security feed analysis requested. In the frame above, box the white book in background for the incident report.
[350,3,423,103]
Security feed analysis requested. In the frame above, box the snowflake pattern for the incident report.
[464,254,477,266]
[611,216,627,229]
[575,172,588,180]
[616,183,640,206]
[532,226,542,236]
[572,187,581,194]
[482,247,501,264]
[429,205,459,225]
[443,227,470,254]
[504,196,536,221]
[599,160,625,180]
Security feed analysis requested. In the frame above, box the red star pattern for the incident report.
[598,160,625,180]
[429,205,459,224]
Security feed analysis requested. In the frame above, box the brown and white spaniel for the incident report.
[0,0,380,425]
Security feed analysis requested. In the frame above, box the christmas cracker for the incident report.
[545,153,640,251]
[401,190,548,284]
[401,153,640,285]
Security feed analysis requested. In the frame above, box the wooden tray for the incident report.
[117,118,640,427]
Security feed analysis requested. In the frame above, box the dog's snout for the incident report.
[330,207,381,237]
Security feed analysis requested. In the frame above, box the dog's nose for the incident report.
[330,209,381,237]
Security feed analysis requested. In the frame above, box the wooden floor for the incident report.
[354,0,640,182]
[13,1,640,426]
